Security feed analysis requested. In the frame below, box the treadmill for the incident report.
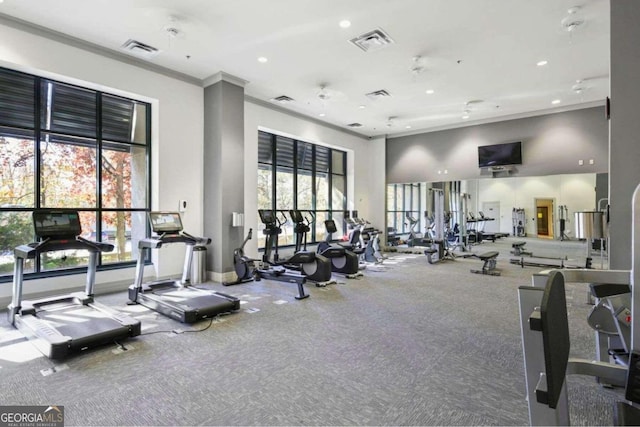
[8,210,142,360]
[128,211,240,323]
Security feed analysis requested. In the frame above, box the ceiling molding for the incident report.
[245,95,369,140]
[386,100,606,139]
[203,71,249,88]
[0,12,201,86]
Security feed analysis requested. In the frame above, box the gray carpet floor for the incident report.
[0,236,622,426]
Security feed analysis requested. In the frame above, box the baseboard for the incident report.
[208,270,236,283]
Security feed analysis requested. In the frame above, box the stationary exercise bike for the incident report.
[312,215,363,279]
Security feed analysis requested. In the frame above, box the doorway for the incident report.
[481,201,500,233]
[534,198,554,239]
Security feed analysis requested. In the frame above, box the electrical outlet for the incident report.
[578,159,584,166]
[179,200,187,212]
[589,159,594,165]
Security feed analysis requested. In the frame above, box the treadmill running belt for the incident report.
[37,306,128,340]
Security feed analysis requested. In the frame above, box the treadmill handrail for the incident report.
[14,237,114,259]
[142,231,211,246]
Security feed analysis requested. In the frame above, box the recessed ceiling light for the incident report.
[426,89,435,95]
[319,113,326,117]
[405,125,412,129]
[551,99,561,105]
[462,115,470,119]
[358,105,366,109]
[339,20,351,28]
[537,60,548,66]
[257,57,268,63]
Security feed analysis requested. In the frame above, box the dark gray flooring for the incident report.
[0,237,622,426]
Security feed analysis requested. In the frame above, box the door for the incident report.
[481,201,500,233]
[535,198,554,239]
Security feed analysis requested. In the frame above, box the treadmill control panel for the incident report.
[149,212,183,234]
[33,210,82,239]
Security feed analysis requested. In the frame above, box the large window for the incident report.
[0,67,151,279]
[387,183,425,235]
[257,131,347,248]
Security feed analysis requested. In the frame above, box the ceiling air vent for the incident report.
[270,95,295,103]
[349,28,395,52]
[346,123,363,128]
[365,89,391,100]
[121,39,160,56]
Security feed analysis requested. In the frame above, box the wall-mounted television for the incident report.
[478,141,522,168]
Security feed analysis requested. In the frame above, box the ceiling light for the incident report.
[258,57,268,63]
[319,113,326,117]
[462,115,470,120]
[339,20,351,28]
[551,99,561,105]
[358,105,366,109]
[426,89,435,95]
[405,125,412,129]
[537,60,548,66]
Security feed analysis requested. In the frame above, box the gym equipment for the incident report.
[469,251,500,276]
[587,283,631,367]
[317,218,363,279]
[518,183,640,425]
[519,270,629,425]
[8,210,141,359]
[558,205,570,241]
[404,213,424,247]
[508,241,592,269]
[510,241,532,256]
[129,212,240,323]
[346,216,384,263]
[424,189,456,264]
[259,209,333,287]
[225,226,308,299]
[223,228,258,285]
[512,208,526,237]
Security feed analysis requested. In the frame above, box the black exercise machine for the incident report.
[128,212,240,323]
[8,210,141,359]
[223,226,309,300]
[258,209,333,286]
[316,217,362,279]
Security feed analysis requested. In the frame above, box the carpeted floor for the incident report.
[0,236,622,426]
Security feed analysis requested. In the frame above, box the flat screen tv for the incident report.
[478,141,522,168]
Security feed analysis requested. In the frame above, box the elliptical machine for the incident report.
[260,209,334,287]
[223,225,309,300]
[223,228,258,286]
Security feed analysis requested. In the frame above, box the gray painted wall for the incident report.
[386,107,607,184]
[204,80,245,275]
[609,1,640,270]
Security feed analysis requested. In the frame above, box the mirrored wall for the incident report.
[386,173,602,241]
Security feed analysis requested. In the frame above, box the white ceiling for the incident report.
[0,0,610,138]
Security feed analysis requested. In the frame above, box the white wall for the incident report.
[0,21,203,300]
[475,173,596,236]
[243,101,385,257]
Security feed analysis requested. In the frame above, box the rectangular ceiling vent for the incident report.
[270,95,295,103]
[346,122,363,128]
[121,39,160,56]
[350,28,395,52]
[365,89,391,100]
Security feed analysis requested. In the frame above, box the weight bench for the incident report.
[510,241,532,256]
[470,251,500,276]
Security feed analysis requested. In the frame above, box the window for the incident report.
[386,183,424,235]
[257,130,347,248]
[0,67,151,279]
